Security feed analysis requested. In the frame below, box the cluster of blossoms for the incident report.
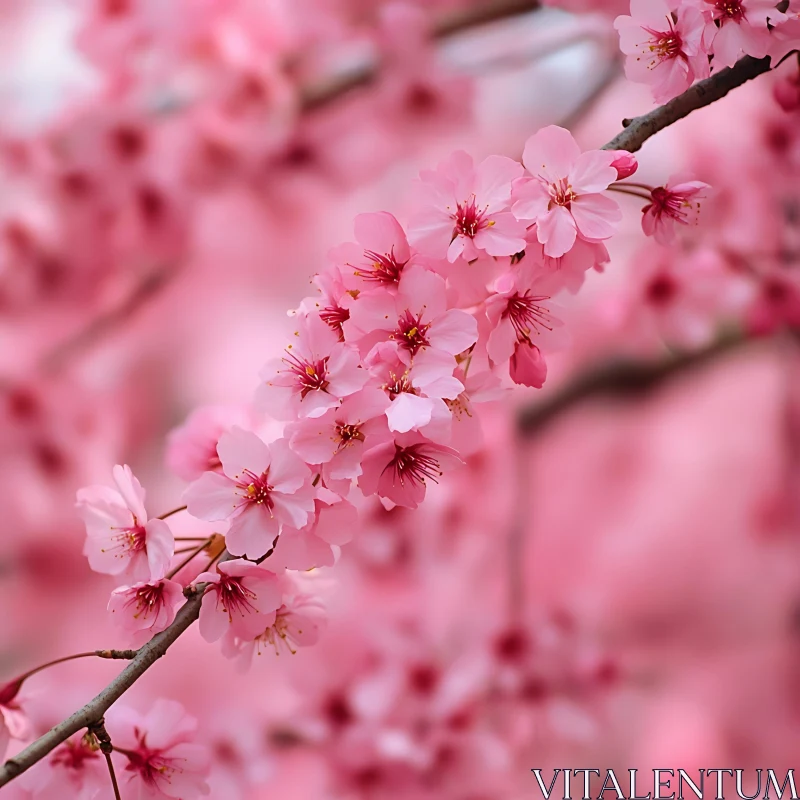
[5,108,754,796]
[615,0,800,102]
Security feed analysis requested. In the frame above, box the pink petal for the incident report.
[537,206,578,258]
[522,125,580,183]
[216,427,271,480]
[386,393,435,433]
[427,309,478,356]
[354,211,410,263]
[182,471,236,522]
[568,150,617,194]
[571,193,623,241]
[474,154,523,212]
[144,519,175,581]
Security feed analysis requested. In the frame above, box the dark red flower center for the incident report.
[283,350,330,397]
[394,310,431,356]
[503,291,554,343]
[383,444,443,488]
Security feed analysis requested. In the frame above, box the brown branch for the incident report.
[0,579,212,788]
[602,56,772,153]
[517,333,747,437]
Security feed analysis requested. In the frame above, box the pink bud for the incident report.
[610,151,638,180]
[0,678,23,707]
[773,75,800,113]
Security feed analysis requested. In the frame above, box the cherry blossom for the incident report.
[615,0,710,102]
[183,427,315,559]
[108,699,210,800]
[641,177,711,244]
[512,126,622,258]
[257,313,369,421]
[19,734,107,800]
[705,0,786,68]
[195,559,282,643]
[108,578,185,644]
[358,432,462,508]
[408,151,527,262]
[76,464,175,582]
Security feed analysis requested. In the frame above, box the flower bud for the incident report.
[609,151,638,180]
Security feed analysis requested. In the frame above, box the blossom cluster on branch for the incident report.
[0,0,799,798]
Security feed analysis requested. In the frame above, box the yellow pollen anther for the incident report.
[247,484,257,495]
[305,365,316,376]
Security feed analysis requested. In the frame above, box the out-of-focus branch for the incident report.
[517,333,748,437]
[40,266,177,373]
[0,574,216,788]
[602,56,773,153]
[300,0,542,109]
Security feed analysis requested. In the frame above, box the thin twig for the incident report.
[88,719,122,800]
[300,0,542,109]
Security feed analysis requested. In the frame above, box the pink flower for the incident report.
[19,735,107,800]
[512,126,622,258]
[486,270,565,388]
[183,427,315,560]
[108,699,210,800]
[195,559,282,643]
[705,0,785,67]
[257,313,369,420]
[287,387,391,481]
[365,341,462,439]
[408,151,526,262]
[609,150,639,180]
[330,211,414,291]
[108,579,185,644]
[345,265,478,364]
[358,432,462,508]
[77,464,175,581]
[615,0,710,102]
[221,581,327,668]
[269,488,358,570]
[165,405,250,482]
[641,178,710,244]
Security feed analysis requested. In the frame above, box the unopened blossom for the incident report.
[609,150,639,180]
[0,677,28,759]
[196,559,282,642]
[257,313,369,420]
[108,699,210,800]
[345,265,478,365]
[287,387,391,482]
[183,427,315,559]
[77,464,175,581]
[108,578,185,643]
[330,211,414,292]
[485,270,565,387]
[615,0,710,102]
[513,126,622,258]
[358,431,462,508]
[641,177,710,244]
[705,0,786,67]
[20,734,107,800]
[408,150,527,262]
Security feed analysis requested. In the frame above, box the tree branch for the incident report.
[0,22,787,796]
[300,0,542,110]
[603,56,772,153]
[0,582,210,787]
[517,333,747,437]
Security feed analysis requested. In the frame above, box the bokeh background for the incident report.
[1,0,800,797]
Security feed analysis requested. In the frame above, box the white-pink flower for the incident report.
[183,427,315,559]
[108,578,185,644]
[257,313,369,420]
[512,126,622,259]
[107,699,210,800]
[408,151,527,262]
[77,464,175,582]
[615,0,710,102]
[195,559,282,642]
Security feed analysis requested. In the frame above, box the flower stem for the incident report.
[607,185,651,201]
[614,181,654,192]
[166,538,213,580]
[158,505,187,520]
[10,651,135,685]
[104,752,122,800]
